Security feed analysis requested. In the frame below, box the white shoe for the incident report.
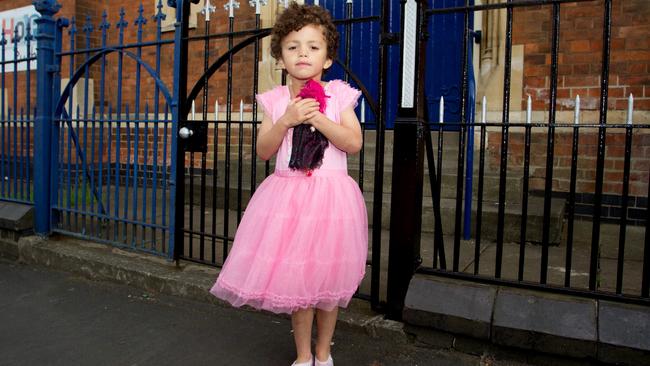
[291,357,313,366]
[314,355,333,366]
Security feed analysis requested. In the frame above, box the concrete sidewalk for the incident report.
[0,236,504,366]
[0,259,487,366]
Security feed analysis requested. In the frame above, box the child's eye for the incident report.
[311,46,319,50]
[288,46,296,50]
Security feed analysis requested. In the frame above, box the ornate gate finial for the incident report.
[201,0,216,21]
[224,0,240,18]
[33,0,62,15]
[248,0,267,15]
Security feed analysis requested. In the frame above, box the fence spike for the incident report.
[481,95,486,124]
[526,95,532,124]
[154,0,166,23]
[224,0,240,18]
[248,0,267,15]
[202,0,216,22]
[191,100,195,120]
[574,95,580,125]
[360,98,366,124]
[239,100,244,122]
[627,94,634,125]
[439,96,444,124]
[215,99,219,121]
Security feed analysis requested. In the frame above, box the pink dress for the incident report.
[210,80,368,314]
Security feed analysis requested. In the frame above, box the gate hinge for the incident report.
[380,32,400,45]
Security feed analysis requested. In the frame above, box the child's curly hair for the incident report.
[270,2,339,63]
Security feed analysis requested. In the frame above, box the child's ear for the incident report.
[276,59,285,70]
[324,58,333,70]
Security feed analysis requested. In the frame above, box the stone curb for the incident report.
[403,273,650,366]
[0,235,407,345]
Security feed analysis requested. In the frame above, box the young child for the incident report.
[209,3,367,366]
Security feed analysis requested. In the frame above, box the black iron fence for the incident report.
[22,0,648,317]
[412,0,649,311]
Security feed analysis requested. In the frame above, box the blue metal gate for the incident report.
[33,0,179,257]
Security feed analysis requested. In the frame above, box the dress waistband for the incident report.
[274,169,349,177]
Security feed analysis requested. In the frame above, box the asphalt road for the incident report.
[0,260,481,366]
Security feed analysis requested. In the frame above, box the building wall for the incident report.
[475,0,648,220]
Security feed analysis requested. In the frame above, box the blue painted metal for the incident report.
[33,0,61,234]
[37,1,175,255]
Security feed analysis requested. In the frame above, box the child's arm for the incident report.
[256,97,320,160]
[306,107,363,154]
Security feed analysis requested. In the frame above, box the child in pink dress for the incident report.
[210,3,367,366]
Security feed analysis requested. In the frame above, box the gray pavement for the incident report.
[0,259,486,366]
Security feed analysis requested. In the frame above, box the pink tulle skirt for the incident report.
[210,169,368,314]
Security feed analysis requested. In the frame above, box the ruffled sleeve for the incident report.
[333,80,362,112]
[255,89,274,117]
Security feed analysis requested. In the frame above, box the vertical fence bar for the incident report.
[541,3,560,284]
[237,100,243,225]
[50,18,65,231]
[99,12,109,236]
[134,5,146,247]
[370,0,390,310]
[641,163,650,298]
[212,100,218,262]
[153,0,165,250]
[124,104,131,242]
[495,0,513,279]
[250,1,261,196]
[199,2,214,260]
[189,102,195,257]
[26,23,33,202]
[519,96,532,281]
[474,97,487,275]
[565,95,580,287]
[434,97,445,270]
[13,27,19,199]
[1,33,6,198]
[66,19,76,231]
[114,10,127,241]
[223,4,236,260]
[452,0,470,272]
[616,94,633,294]
[589,0,612,291]
[80,18,92,233]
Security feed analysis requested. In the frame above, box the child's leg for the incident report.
[315,307,338,361]
[291,308,315,363]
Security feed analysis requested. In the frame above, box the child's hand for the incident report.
[281,97,321,128]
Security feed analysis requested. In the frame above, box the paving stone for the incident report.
[597,300,650,365]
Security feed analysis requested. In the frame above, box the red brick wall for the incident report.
[487,129,649,198]
[514,0,649,112]
[494,0,650,201]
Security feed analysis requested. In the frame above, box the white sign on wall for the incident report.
[0,5,39,72]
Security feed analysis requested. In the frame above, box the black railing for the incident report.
[419,0,649,305]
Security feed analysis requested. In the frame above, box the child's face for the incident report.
[279,24,333,82]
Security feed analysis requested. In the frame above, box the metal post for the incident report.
[33,0,62,235]
[171,0,199,261]
[387,0,427,320]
